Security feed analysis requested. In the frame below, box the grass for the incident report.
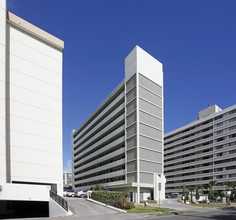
[126,205,176,213]
[193,204,232,208]
[179,200,234,208]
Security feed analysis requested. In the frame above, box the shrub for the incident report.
[91,191,135,209]
[147,196,152,200]
[90,184,105,191]
[115,200,125,209]
[114,200,135,209]
[91,191,126,207]
[125,201,135,209]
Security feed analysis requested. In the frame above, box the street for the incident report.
[10,198,236,220]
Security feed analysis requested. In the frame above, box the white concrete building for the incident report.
[63,171,72,189]
[72,46,166,203]
[164,104,236,194]
[0,0,66,217]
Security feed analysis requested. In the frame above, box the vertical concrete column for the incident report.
[125,46,165,202]
[0,0,7,183]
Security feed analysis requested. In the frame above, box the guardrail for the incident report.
[50,190,68,212]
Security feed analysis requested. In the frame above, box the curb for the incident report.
[87,198,127,213]
[177,200,206,208]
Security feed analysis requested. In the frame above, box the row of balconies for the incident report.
[164,121,213,145]
[165,151,213,166]
[165,158,213,171]
[213,168,236,176]
[214,160,236,169]
[165,144,213,161]
[74,124,125,162]
[165,164,213,176]
[75,165,125,183]
[164,129,213,150]
[74,103,125,147]
[73,89,125,142]
[213,114,236,131]
[74,122,125,158]
[166,178,213,188]
[74,114,125,154]
[165,136,213,155]
[166,172,213,182]
[74,147,125,173]
[74,136,125,168]
[75,158,125,179]
[74,169,125,185]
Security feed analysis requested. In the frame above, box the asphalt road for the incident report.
[12,197,236,220]
[147,208,236,220]
[157,199,210,211]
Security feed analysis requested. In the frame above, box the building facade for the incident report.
[0,0,65,217]
[164,104,236,194]
[63,171,72,189]
[72,46,166,203]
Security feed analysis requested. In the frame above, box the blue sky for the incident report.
[8,0,236,172]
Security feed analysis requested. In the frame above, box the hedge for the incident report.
[91,191,134,209]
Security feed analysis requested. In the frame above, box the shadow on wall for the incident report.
[0,200,49,219]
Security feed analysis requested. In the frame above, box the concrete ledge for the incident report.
[87,198,127,213]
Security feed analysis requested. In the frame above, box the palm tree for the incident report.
[203,184,209,194]
[186,185,195,203]
[225,181,234,202]
[190,186,195,203]
[179,184,187,203]
[209,180,218,192]
[195,185,201,200]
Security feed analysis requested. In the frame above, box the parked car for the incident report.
[63,190,68,197]
[74,190,92,198]
[66,189,75,197]
[74,190,83,197]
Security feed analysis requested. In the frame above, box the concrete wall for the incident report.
[0,0,6,184]
[0,2,64,198]
[7,22,63,194]
[0,183,50,201]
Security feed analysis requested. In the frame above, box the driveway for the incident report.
[65,197,118,217]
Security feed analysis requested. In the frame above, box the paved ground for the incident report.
[147,208,236,220]
[10,197,236,220]
[148,198,210,211]
[65,197,118,217]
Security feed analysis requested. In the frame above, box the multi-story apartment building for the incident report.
[63,171,72,189]
[72,46,166,203]
[0,0,67,217]
[164,104,236,194]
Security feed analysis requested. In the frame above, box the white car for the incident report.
[66,190,75,197]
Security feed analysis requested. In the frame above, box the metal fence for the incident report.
[50,190,68,212]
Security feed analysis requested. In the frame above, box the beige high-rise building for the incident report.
[72,46,166,203]
[164,104,236,194]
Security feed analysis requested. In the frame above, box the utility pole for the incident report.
[158,182,161,213]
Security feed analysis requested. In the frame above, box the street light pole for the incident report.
[158,182,161,213]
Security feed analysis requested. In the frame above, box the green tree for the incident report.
[225,181,234,202]
[195,185,200,200]
[179,185,187,203]
[209,180,218,192]
[187,185,195,203]
[90,184,105,191]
